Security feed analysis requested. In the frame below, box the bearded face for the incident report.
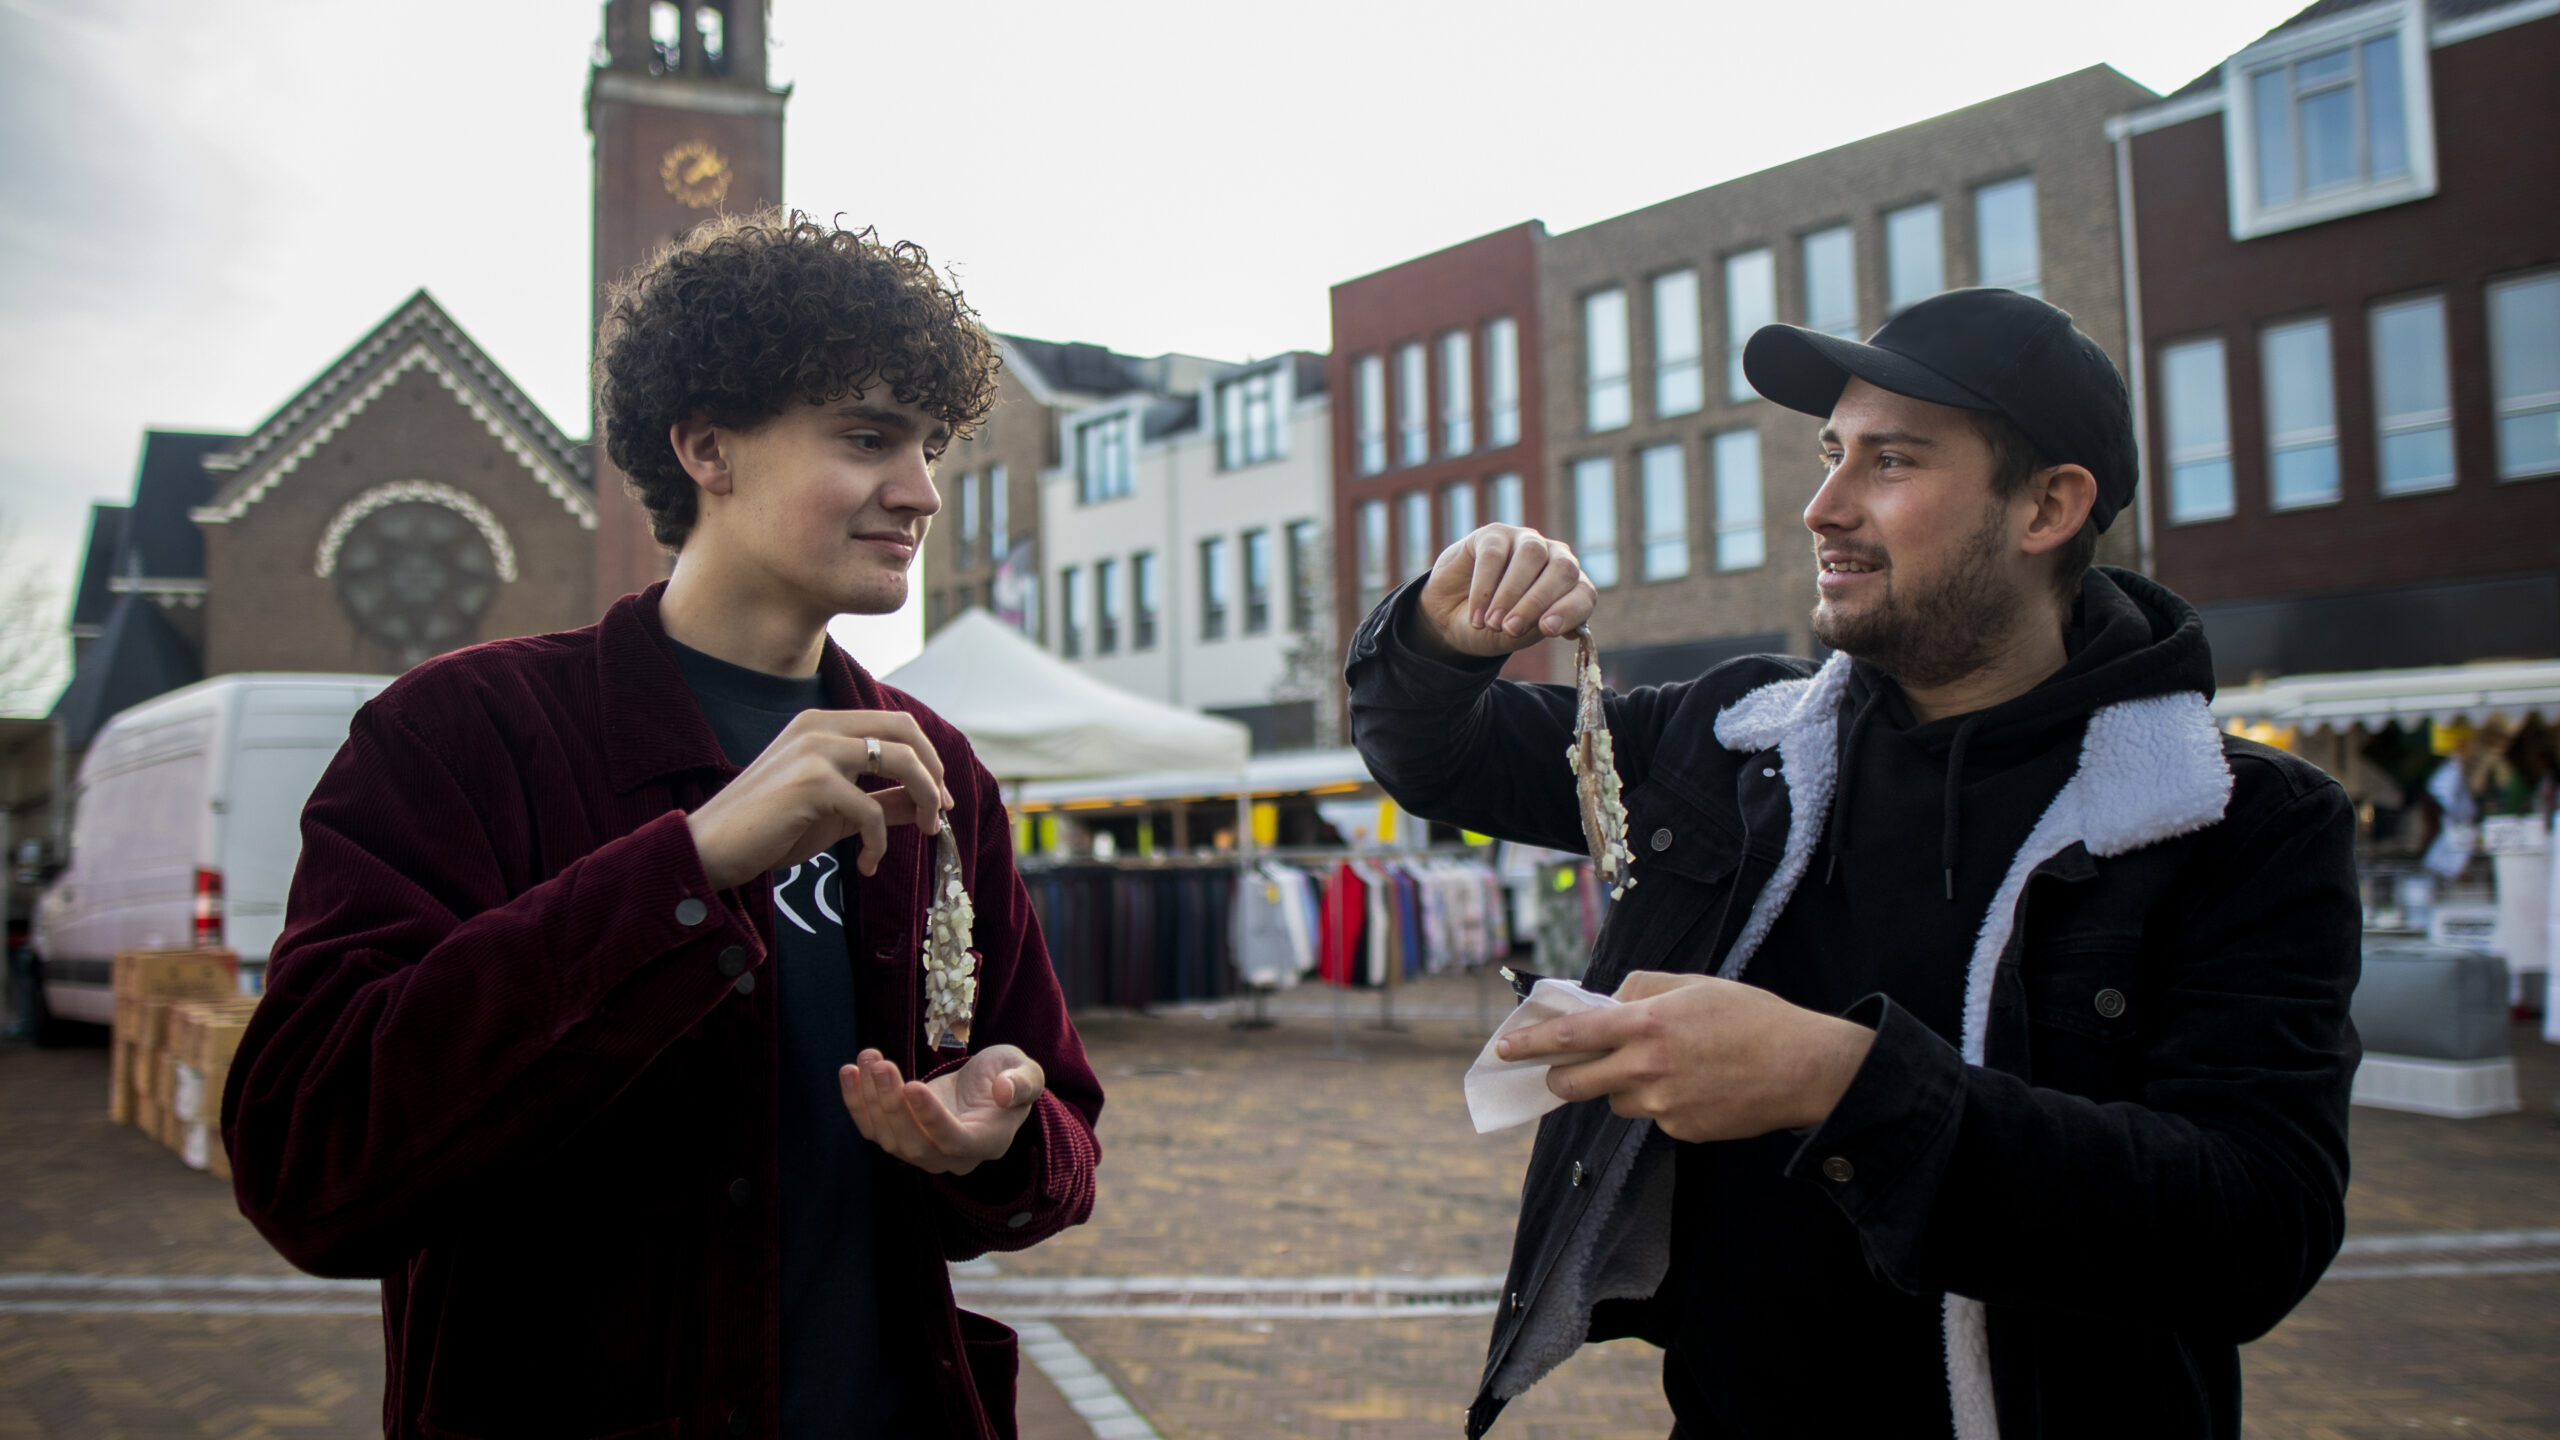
[1809,494,2026,689]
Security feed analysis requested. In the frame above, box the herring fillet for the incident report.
[923,825,979,1051]
[1565,627,1634,897]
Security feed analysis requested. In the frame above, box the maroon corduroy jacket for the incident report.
[222,584,1103,1440]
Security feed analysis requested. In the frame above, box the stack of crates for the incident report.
[109,949,245,1172]
[167,996,260,1176]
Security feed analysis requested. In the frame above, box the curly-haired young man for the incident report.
[225,211,1103,1440]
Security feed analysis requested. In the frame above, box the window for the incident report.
[1572,457,1618,588]
[1725,248,1776,401]
[2159,338,2234,522]
[1397,342,1430,466]
[1886,201,1944,313]
[1972,179,2040,298]
[1653,269,1704,417]
[2261,317,2339,509]
[1489,472,1524,527]
[1199,537,1229,641]
[1485,316,1522,447]
[1801,226,1857,341]
[1217,365,1285,469]
[956,469,979,567]
[2489,271,2560,479]
[1442,481,1478,546]
[2225,5,2434,239]
[987,463,1008,561]
[1355,355,1387,476]
[1441,330,1474,455]
[1285,520,1320,633]
[1059,566,1083,658]
[1094,557,1120,654]
[1712,429,1764,571]
[1076,413,1132,503]
[1639,443,1689,580]
[1584,288,1631,432]
[1242,528,1273,635]
[2370,295,2454,495]
[1133,551,1159,650]
[1356,500,1390,616]
[1400,490,1434,580]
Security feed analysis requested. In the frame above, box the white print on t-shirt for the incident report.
[772,851,845,935]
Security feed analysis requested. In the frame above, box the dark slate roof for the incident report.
[122,431,234,579]
[2167,0,2536,97]
[67,504,128,631]
[1139,394,1199,441]
[48,593,203,751]
[1291,351,1330,397]
[1004,335,1150,397]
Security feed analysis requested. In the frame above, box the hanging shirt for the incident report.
[668,639,898,1440]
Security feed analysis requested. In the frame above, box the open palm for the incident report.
[839,1044,1044,1176]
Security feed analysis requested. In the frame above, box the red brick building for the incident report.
[2115,0,2560,683]
[1326,223,1550,682]
[587,0,788,613]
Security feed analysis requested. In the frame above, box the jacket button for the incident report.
[1650,828,1673,852]
[732,971,756,997]
[1820,1155,1855,1184]
[725,1406,748,1437]
[675,897,708,927]
[1570,1161,1585,1187]
[1761,767,1777,778]
[717,945,748,977]
[2094,988,2127,1020]
[1007,1211,1034,1229]
[1509,1292,1522,1314]
[728,1177,752,1207]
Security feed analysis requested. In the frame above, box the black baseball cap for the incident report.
[1742,287,2137,532]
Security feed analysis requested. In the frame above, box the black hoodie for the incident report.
[1661,569,2218,1435]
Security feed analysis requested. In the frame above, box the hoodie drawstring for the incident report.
[1940,714,1982,901]
[1823,687,1887,885]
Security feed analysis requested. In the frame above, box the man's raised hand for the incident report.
[685,710,952,890]
[1414,524,1599,660]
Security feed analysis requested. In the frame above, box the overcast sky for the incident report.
[0,0,2308,703]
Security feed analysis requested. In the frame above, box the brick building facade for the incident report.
[1327,222,1550,681]
[1538,67,2155,685]
[2116,0,2560,684]
[587,0,787,614]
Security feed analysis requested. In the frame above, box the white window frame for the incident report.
[1584,288,1631,433]
[1801,226,1858,341]
[1638,442,1690,581]
[1711,429,1765,572]
[1216,364,1288,470]
[1242,527,1273,635]
[1484,316,1522,448]
[1442,481,1478,548]
[1075,411,1133,504]
[1397,342,1430,467]
[1572,456,1618,588]
[2261,315,2341,511]
[1355,354,1387,476]
[1284,520,1320,633]
[1972,177,2041,298]
[1356,499,1390,616]
[956,469,979,564]
[1652,269,1704,418]
[2488,269,2560,481]
[1441,330,1475,456]
[1058,565,1083,658]
[1400,490,1434,581]
[2222,0,2437,241]
[2368,293,2455,495]
[2159,336,2236,524]
[986,463,1008,561]
[1132,550,1159,650]
[1199,535,1230,642]
[1093,556,1120,655]
[1885,201,1944,314]
[1724,248,1776,403]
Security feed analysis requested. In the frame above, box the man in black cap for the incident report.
[1346,288,2359,1438]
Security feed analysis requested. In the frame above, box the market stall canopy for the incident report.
[2210,660,2560,733]
[1014,747,1374,810]
[880,609,1251,780]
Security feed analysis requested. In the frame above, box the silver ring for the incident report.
[864,736,882,776]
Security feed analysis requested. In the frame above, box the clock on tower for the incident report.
[586,0,790,614]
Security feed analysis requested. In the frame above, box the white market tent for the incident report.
[2211,659,2560,734]
[880,609,1250,780]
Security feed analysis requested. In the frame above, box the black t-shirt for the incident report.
[670,639,896,1438]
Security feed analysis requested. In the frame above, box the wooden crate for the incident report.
[106,949,238,1127]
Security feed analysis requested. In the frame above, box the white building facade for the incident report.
[1037,353,1334,751]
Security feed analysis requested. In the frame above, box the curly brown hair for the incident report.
[595,208,1001,548]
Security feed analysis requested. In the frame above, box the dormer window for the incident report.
[2223,0,2436,239]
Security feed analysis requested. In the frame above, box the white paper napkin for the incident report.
[1464,977,1622,1134]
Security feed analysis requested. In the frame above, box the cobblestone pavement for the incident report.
[4,974,2555,1438]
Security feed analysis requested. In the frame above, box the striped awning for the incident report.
[2210,660,2560,732]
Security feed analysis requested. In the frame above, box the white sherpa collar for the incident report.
[1710,662,2235,1440]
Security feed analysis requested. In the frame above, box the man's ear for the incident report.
[669,412,733,497]
[2019,463,2097,558]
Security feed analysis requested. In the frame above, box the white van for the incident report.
[34,673,390,1025]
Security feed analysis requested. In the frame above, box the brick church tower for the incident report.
[586,0,789,613]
